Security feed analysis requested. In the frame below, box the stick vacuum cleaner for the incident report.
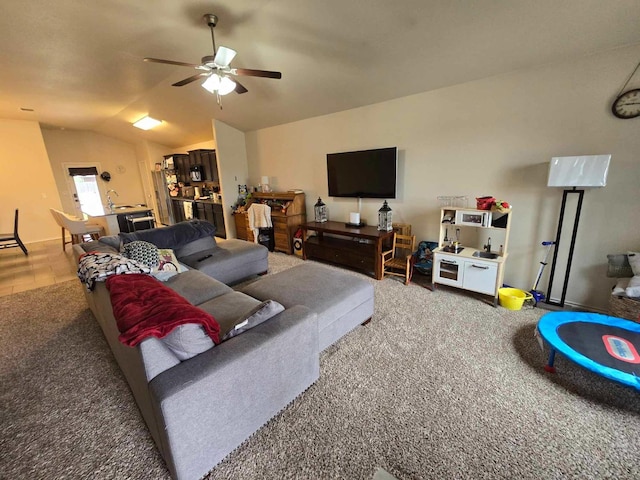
[531,241,556,305]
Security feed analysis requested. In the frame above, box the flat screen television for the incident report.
[327,147,397,198]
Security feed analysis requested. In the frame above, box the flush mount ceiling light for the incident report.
[133,116,162,130]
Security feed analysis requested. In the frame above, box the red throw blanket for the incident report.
[106,274,220,346]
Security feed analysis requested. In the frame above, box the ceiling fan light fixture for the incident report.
[202,73,236,95]
[132,115,162,130]
[202,73,221,93]
[218,75,237,95]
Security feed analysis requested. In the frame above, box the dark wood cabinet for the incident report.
[188,149,218,183]
[233,212,254,242]
[172,199,186,223]
[166,150,218,185]
[301,221,394,279]
[172,198,226,238]
[165,154,189,185]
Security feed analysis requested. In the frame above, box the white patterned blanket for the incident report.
[77,252,151,291]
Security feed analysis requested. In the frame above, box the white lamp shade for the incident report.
[218,76,237,95]
[547,155,611,188]
[202,74,221,93]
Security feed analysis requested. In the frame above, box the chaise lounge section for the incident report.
[73,223,376,480]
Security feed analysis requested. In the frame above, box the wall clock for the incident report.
[612,88,640,119]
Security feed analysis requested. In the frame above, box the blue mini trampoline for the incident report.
[536,312,640,390]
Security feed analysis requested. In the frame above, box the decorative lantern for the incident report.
[314,197,328,223]
[377,200,393,231]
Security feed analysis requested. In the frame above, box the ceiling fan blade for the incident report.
[234,80,248,94]
[213,46,237,67]
[144,57,199,68]
[172,73,208,87]
[232,68,282,79]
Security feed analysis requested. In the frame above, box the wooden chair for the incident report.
[0,209,28,255]
[381,233,416,285]
[392,223,412,236]
[50,208,70,251]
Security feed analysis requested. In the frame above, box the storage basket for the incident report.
[609,294,640,322]
[498,288,533,310]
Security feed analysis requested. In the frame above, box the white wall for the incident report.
[0,119,62,242]
[213,120,250,238]
[42,129,148,213]
[245,45,640,311]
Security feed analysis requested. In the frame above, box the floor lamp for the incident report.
[545,154,611,307]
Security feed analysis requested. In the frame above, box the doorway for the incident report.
[64,164,104,217]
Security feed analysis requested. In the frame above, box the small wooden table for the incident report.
[301,221,394,280]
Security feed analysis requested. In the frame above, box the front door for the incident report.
[63,164,103,217]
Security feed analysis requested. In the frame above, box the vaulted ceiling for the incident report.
[2,0,639,148]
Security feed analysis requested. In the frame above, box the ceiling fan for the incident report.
[144,14,281,103]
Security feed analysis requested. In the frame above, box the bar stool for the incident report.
[126,212,156,232]
[54,210,104,249]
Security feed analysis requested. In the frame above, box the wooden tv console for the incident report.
[301,221,394,280]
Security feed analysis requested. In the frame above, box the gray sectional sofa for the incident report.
[75,219,269,285]
[73,221,375,480]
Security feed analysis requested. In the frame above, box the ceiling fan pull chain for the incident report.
[616,58,640,97]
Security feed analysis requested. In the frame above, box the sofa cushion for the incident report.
[99,235,122,250]
[221,300,285,341]
[81,241,119,254]
[163,270,232,305]
[119,220,216,249]
[174,236,217,258]
[106,273,220,346]
[241,262,374,335]
[178,240,268,284]
[161,324,215,361]
[198,292,262,333]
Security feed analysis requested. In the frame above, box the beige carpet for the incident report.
[2,253,639,479]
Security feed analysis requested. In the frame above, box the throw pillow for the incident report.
[161,324,215,360]
[606,253,633,278]
[156,248,184,273]
[612,278,631,296]
[628,252,640,276]
[152,249,189,281]
[626,275,640,298]
[122,241,160,269]
[221,299,285,341]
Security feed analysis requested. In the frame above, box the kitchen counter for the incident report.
[171,196,223,205]
[85,205,152,235]
[433,246,508,263]
[87,205,152,217]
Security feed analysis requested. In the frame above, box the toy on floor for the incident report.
[530,241,555,305]
[536,311,640,390]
